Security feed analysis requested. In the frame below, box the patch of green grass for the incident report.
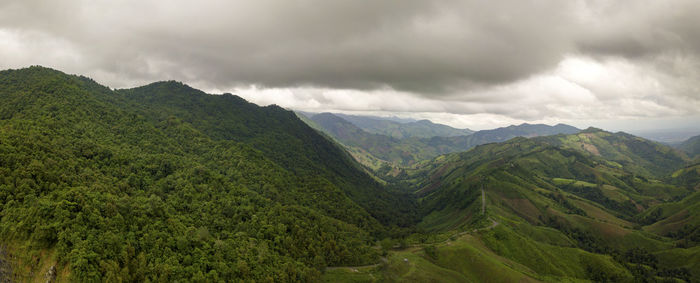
[512,223,576,247]
[427,235,541,282]
[381,251,469,282]
[551,178,596,188]
[480,225,632,281]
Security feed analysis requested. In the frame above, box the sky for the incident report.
[1,0,700,133]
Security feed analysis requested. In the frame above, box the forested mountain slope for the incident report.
[118,82,417,228]
[0,66,416,282]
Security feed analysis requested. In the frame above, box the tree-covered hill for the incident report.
[117,82,417,228]
[0,66,416,281]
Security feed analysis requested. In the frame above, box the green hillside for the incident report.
[387,134,696,282]
[0,67,416,282]
[536,128,688,178]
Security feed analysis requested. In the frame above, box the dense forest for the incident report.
[0,67,416,281]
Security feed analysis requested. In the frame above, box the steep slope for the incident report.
[639,191,700,245]
[398,135,695,282]
[118,83,417,228]
[310,113,438,166]
[0,67,415,281]
[679,135,700,159]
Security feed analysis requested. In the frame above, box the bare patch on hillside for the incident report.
[582,143,601,156]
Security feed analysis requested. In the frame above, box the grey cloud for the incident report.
[1,0,700,130]
[576,0,700,58]
[0,0,580,93]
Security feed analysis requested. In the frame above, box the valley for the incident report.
[303,112,699,282]
[0,67,697,282]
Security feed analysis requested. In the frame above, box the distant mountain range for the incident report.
[300,112,580,168]
[332,113,474,139]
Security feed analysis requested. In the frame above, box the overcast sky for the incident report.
[2,0,700,132]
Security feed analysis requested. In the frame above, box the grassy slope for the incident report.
[639,191,700,251]
[537,129,689,178]
[323,228,631,283]
[323,234,541,283]
[386,132,695,282]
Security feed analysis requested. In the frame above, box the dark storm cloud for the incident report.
[0,0,579,92]
[576,0,700,58]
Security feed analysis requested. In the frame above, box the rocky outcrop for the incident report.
[44,265,56,283]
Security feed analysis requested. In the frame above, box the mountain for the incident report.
[307,112,580,168]
[633,129,700,145]
[309,113,449,167]
[537,128,689,178]
[467,123,579,143]
[0,67,416,281]
[678,135,700,159]
[333,113,473,139]
[334,113,418,124]
[382,131,697,282]
[3,67,697,282]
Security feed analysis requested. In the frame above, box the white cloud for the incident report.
[228,54,700,131]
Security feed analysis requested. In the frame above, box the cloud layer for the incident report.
[1,0,699,130]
